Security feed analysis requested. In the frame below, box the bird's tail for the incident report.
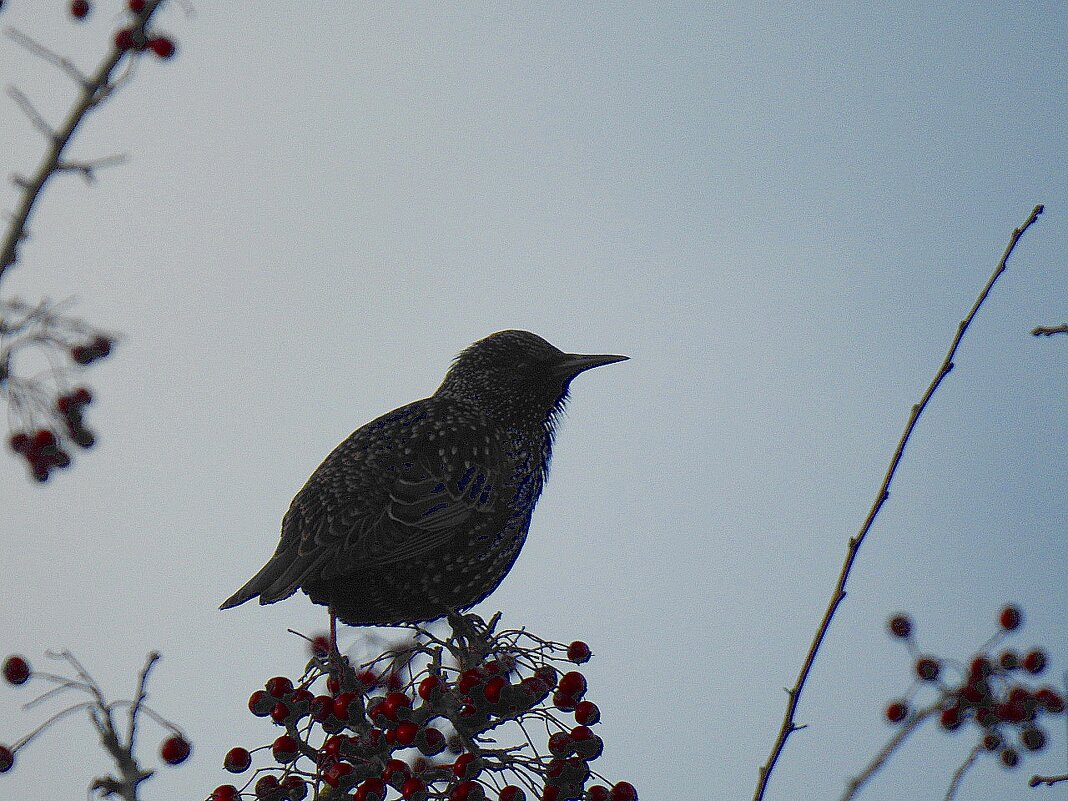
[219,546,330,610]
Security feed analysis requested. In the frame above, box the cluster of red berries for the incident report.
[8,387,95,481]
[883,606,1064,770]
[211,626,636,801]
[0,653,190,776]
[70,335,112,366]
[68,1,176,59]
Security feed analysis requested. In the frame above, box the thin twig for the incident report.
[1030,773,1068,787]
[841,705,938,801]
[1031,324,1068,337]
[0,0,167,284]
[754,204,1045,801]
[6,86,55,138]
[126,651,159,754]
[56,153,129,183]
[5,27,89,85]
[944,743,982,801]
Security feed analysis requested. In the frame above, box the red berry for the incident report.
[939,705,962,730]
[309,634,331,657]
[541,787,560,801]
[417,726,446,756]
[1021,727,1046,751]
[885,701,908,723]
[266,676,293,698]
[533,666,558,689]
[1000,748,1020,768]
[269,701,289,723]
[272,734,299,763]
[558,671,587,698]
[70,0,90,19]
[310,694,333,721]
[114,28,137,50]
[915,656,940,682]
[587,788,610,801]
[148,36,175,59]
[0,745,12,773]
[394,721,419,746]
[2,656,30,685]
[418,675,442,700]
[382,691,412,719]
[999,605,1022,631]
[969,657,992,680]
[566,640,592,663]
[553,691,578,711]
[128,0,146,12]
[1036,687,1065,713]
[483,675,506,704]
[282,776,307,800]
[355,778,386,801]
[1022,649,1047,674]
[574,700,600,725]
[998,650,1019,670]
[256,774,281,797]
[32,429,56,450]
[609,781,638,801]
[323,761,354,788]
[248,689,271,716]
[402,777,428,800]
[383,758,410,785]
[499,787,526,801]
[160,735,191,765]
[453,753,482,780]
[888,614,912,638]
[212,786,239,801]
[458,668,484,694]
[9,433,30,454]
[354,669,378,689]
[333,691,357,720]
[548,731,571,756]
[223,746,250,773]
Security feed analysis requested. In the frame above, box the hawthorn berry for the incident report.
[998,650,1019,670]
[887,614,912,638]
[128,0,145,11]
[575,699,600,725]
[114,28,137,50]
[1022,649,1047,674]
[266,676,293,698]
[0,745,12,773]
[453,752,482,780]
[885,702,910,725]
[557,671,587,699]
[552,691,578,711]
[499,787,526,801]
[1021,727,1046,751]
[160,735,191,765]
[212,786,239,801]
[939,705,962,731]
[326,674,341,695]
[255,774,282,796]
[416,726,446,756]
[3,655,30,685]
[483,675,507,704]
[382,758,410,786]
[566,641,592,663]
[1036,687,1065,713]
[999,605,1022,631]
[148,36,175,59]
[309,694,333,721]
[418,674,442,701]
[270,701,291,723]
[354,668,378,688]
[382,690,413,720]
[609,781,638,801]
[548,731,571,756]
[394,720,419,746]
[323,761,353,788]
[541,787,560,801]
[533,666,558,689]
[271,734,299,763]
[915,656,940,682]
[223,746,251,773]
[282,776,307,801]
[355,777,386,801]
[458,668,484,694]
[309,634,331,657]
[333,692,358,720]
[587,788,610,801]
[70,0,90,19]
[401,777,428,800]
[1000,747,1019,768]
[8,433,30,454]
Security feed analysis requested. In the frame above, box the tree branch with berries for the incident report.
[0,0,177,482]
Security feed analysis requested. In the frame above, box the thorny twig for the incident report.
[753,205,1045,801]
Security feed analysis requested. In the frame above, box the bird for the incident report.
[220,330,627,635]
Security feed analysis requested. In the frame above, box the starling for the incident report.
[220,330,627,627]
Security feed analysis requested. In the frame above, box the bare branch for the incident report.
[754,204,1045,801]
[6,86,55,139]
[5,27,89,85]
[56,153,129,183]
[125,651,160,754]
[944,743,982,801]
[1031,324,1068,337]
[0,0,168,284]
[1030,773,1068,788]
[840,705,938,801]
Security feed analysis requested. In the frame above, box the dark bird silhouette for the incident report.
[220,330,627,630]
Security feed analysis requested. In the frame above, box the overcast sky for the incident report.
[1,4,1067,801]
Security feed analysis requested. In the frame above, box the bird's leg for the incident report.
[330,608,339,657]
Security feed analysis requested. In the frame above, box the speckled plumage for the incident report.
[220,330,626,626]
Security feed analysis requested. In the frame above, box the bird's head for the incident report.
[435,330,628,430]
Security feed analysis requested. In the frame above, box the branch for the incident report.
[840,704,938,801]
[753,204,1045,801]
[0,0,167,285]
[1031,324,1068,337]
[5,27,89,85]
[943,743,982,801]
[1030,773,1068,788]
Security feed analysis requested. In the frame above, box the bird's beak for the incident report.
[553,352,629,377]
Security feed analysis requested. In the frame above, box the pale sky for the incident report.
[1,4,1067,801]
